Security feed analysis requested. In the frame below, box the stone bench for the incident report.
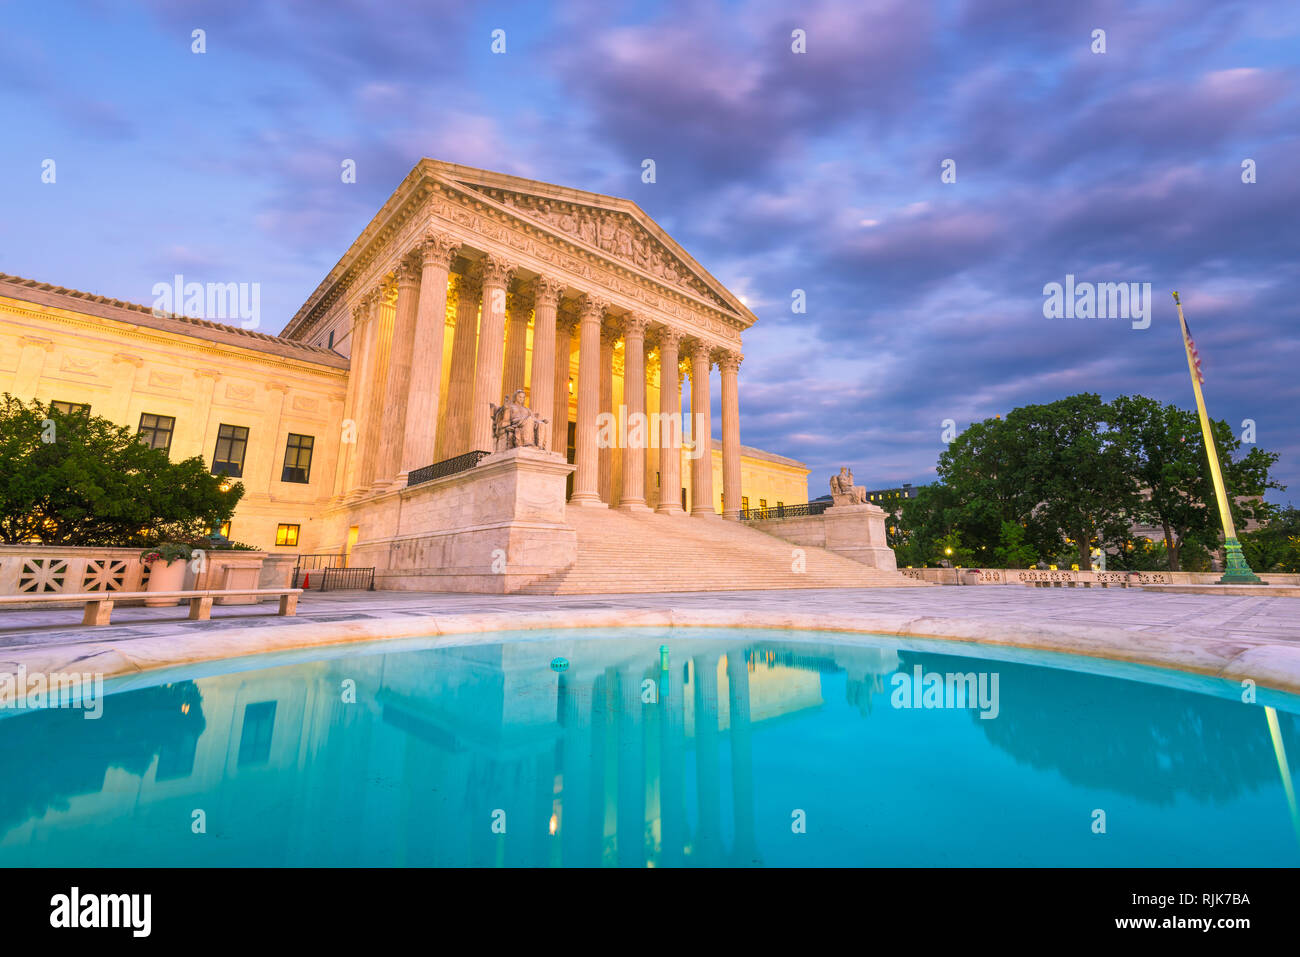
[0,588,303,626]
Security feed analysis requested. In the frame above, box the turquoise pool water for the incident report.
[2,628,1298,867]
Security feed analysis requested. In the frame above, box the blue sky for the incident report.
[2,0,1297,500]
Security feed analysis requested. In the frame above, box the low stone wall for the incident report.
[343,447,578,594]
[898,566,1300,587]
[0,545,273,603]
[747,503,897,570]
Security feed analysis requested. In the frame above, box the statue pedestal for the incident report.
[346,446,577,593]
[822,504,897,570]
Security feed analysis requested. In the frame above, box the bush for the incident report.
[0,394,244,546]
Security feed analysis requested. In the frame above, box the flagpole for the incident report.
[1171,291,1263,584]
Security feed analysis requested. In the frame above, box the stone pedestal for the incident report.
[745,503,897,570]
[345,446,577,593]
[822,504,897,569]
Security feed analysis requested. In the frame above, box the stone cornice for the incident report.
[1,298,349,380]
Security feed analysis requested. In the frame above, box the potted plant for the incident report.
[140,543,193,606]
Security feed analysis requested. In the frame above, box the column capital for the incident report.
[531,274,566,307]
[578,293,609,322]
[652,324,684,351]
[600,320,622,347]
[688,338,713,366]
[480,253,517,287]
[507,288,535,316]
[716,350,743,374]
[556,298,581,333]
[622,312,649,339]
[395,256,421,287]
[350,298,369,327]
[419,231,461,269]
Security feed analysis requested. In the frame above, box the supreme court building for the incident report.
[1,160,905,593]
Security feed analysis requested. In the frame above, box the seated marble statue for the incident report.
[491,389,548,451]
[829,466,867,505]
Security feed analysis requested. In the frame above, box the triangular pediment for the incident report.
[422,161,750,320]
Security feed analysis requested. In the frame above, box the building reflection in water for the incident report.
[0,635,1296,867]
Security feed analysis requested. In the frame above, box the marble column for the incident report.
[726,651,758,864]
[437,265,481,461]
[552,302,577,456]
[692,653,723,864]
[619,314,650,511]
[357,283,395,491]
[400,232,459,479]
[374,256,422,489]
[719,351,743,519]
[570,295,606,506]
[598,324,617,504]
[341,299,374,501]
[655,327,684,514]
[469,255,514,454]
[616,667,646,868]
[689,340,715,516]
[502,287,532,398]
[529,276,563,454]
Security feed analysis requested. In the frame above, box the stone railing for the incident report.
[898,567,1299,587]
[0,545,277,602]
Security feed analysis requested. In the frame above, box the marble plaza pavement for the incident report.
[2,586,1299,696]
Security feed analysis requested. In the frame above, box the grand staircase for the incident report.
[517,507,930,594]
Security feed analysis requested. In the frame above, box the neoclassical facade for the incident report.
[0,161,840,585]
[284,160,762,522]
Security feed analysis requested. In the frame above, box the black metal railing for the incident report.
[319,566,376,592]
[292,565,375,591]
[738,501,831,522]
[407,450,491,487]
[294,552,347,572]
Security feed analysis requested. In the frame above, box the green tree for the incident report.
[0,394,244,546]
[1240,506,1300,573]
[1110,394,1281,571]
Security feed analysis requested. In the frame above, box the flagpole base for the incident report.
[1218,538,1264,585]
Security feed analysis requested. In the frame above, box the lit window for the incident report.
[741,496,750,511]
[138,413,176,455]
[275,524,300,547]
[281,433,314,484]
[759,498,767,509]
[212,424,249,477]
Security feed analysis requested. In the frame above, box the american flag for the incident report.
[1182,317,1204,384]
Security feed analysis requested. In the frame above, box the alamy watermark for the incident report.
[0,666,104,719]
[151,273,261,329]
[890,665,1000,719]
[1043,274,1151,329]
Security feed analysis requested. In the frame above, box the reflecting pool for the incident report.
[2,628,1298,866]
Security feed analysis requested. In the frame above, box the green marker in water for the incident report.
[660,645,669,671]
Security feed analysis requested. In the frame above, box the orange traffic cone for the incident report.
[303,572,310,589]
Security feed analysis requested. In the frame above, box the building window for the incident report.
[281,433,314,483]
[327,330,334,349]
[741,495,750,512]
[776,501,783,509]
[50,400,90,416]
[275,524,300,547]
[211,424,249,477]
[138,413,175,454]
[237,701,277,767]
[759,498,767,509]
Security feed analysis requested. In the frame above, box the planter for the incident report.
[144,559,187,606]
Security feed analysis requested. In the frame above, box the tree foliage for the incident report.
[892,393,1284,571]
[0,394,244,546]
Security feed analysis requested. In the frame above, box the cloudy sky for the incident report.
[3,0,1297,501]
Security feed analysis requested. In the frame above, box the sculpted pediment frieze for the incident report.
[457,182,734,313]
